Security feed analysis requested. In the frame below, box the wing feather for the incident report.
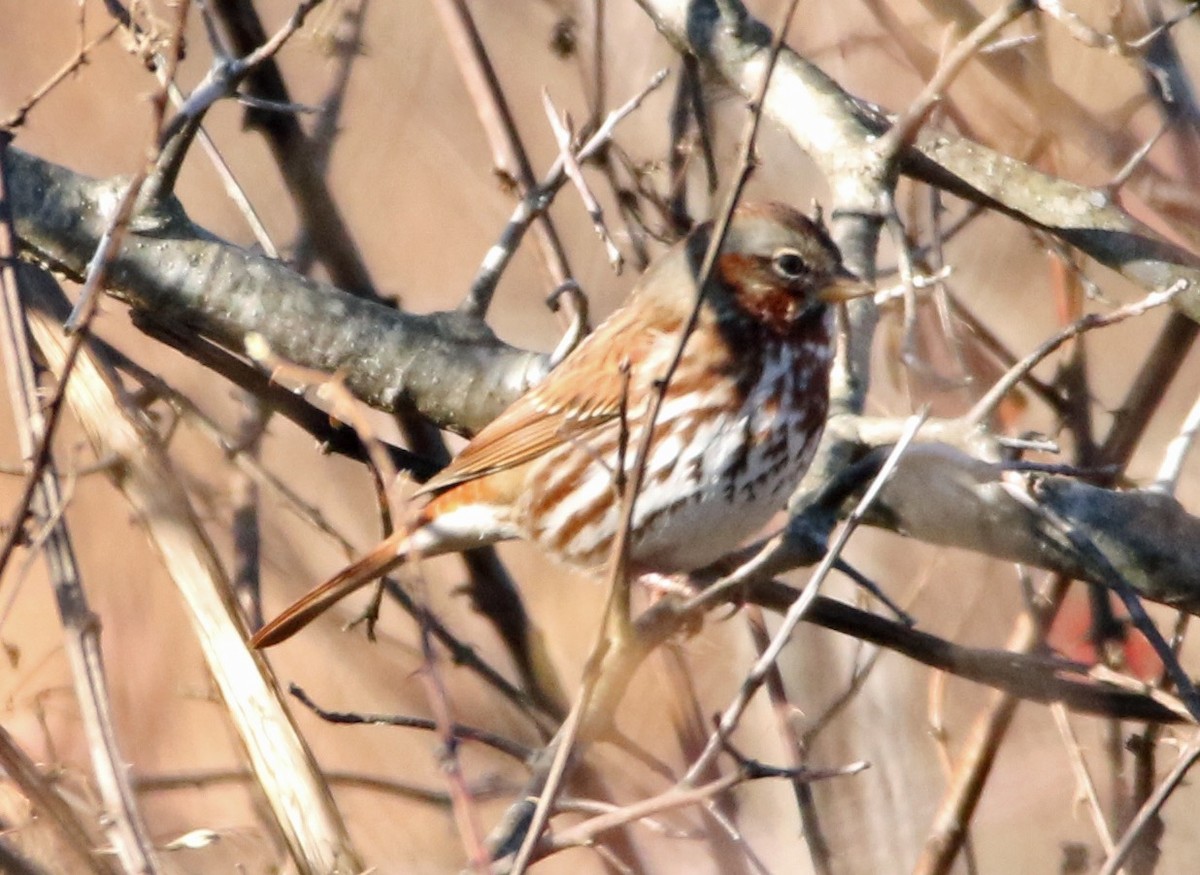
[417,302,674,496]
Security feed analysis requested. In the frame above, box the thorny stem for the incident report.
[149,0,326,201]
[874,0,1034,170]
[0,0,188,572]
[0,102,177,875]
[0,153,131,875]
[289,683,534,761]
[416,605,493,874]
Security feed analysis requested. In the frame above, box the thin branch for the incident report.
[1100,730,1200,875]
[415,613,493,874]
[0,140,161,872]
[1050,703,1117,858]
[1,22,121,130]
[289,684,533,761]
[430,0,575,301]
[137,765,515,805]
[21,271,366,874]
[967,279,1189,427]
[149,0,327,201]
[745,605,832,875]
[203,0,376,296]
[874,0,1034,168]
[543,760,866,858]
[0,721,116,874]
[1151,386,1200,494]
[542,91,623,272]
[461,69,668,317]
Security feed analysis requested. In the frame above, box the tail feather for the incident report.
[251,531,407,648]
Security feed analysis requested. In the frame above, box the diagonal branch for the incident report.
[4,146,545,437]
[632,0,1200,317]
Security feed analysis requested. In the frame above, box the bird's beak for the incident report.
[817,269,873,304]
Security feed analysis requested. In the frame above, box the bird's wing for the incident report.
[417,306,674,496]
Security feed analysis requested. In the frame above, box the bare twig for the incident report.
[1,41,194,573]
[1050,703,1118,858]
[197,0,375,296]
[874,0,1034,167]
[0,144,161,871]
[745,605,833,875]
[1109,122,1170,193]
[416,612,493,874]
[542,91,623,272]
[967,280,1189,427]
[1151,387,1200,494]
[1,23,121,130]
[22,272,365,874]
[543,760,867,857]
[0,721,115,874]
[462,69,668,317]
[431,0,575,300]
[914,573,1068,875]
[289,683,532,761]
[149,0,327,200]
[1100,731,1200,875]
[137,765,516,804]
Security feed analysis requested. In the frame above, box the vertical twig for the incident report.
[913,574,1081,875]
[416,613,493,873]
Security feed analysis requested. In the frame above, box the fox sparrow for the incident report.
[252,201,868,648]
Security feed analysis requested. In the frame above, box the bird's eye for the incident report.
[771,249,808,280]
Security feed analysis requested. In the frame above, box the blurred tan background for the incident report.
[2,1,1200,872]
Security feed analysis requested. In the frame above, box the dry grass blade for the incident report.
[21,276,365,875]
[0,141,156,874]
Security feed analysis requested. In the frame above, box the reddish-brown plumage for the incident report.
[251,202,868,648]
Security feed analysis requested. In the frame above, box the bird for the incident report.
[251,201,869,648]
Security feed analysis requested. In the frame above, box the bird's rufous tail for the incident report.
[250,530,408,648]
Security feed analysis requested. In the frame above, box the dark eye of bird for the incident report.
[771,249,808,280]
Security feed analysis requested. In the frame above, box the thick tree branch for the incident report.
[810,442,1200,615]
[4,146,545,437]
[632,0,1200,319]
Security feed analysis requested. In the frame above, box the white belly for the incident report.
[520,337,830,573]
